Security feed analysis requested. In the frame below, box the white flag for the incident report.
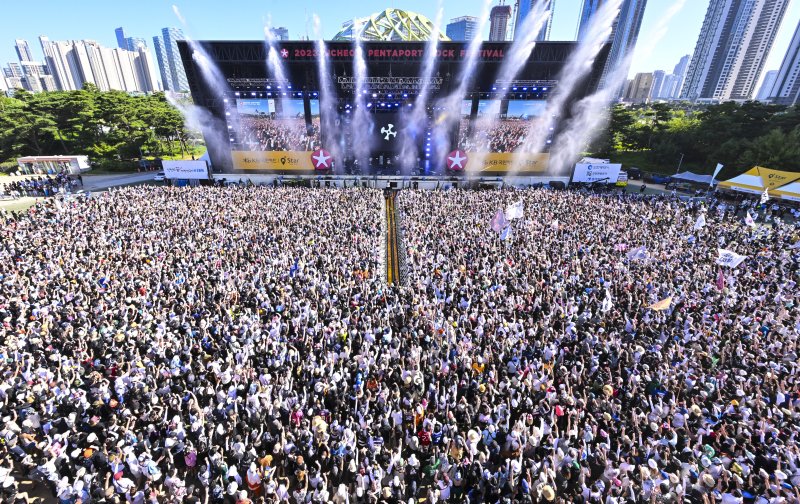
[505,200,524,220]
[745,211,756,228]
[716,248,747,268]
[601,289,613,313]
[550,219,559,230]
[760,188,769,204]
[693,214,706,231]
[626,246,648,261]
[710,163,723,187]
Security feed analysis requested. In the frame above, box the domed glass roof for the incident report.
[333,9,450,42]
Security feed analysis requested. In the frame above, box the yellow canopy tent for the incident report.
[756,167,800,190]
[717,167,764,194]
[717,166,800,195]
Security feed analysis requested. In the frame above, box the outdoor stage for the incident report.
[178,40,610,179]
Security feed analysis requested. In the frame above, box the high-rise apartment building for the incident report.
[578,0,648,90]
[513,0,555,41]
[489,4,513,41]
[649,70,666,100]
[623,72,654,103]
[446,16,478,41]
[161,27,189,92]
[15,39,34,62]
[669,54,689,99]
[767,19,800,105]
[38,36,160,93]
[115,28,127,49]
[681,0,789,102]
[756,70,779,101]
[152,36,174,92]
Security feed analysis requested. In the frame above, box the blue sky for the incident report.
[1,0,799,89]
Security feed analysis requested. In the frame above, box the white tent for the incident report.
[773,181,800,202]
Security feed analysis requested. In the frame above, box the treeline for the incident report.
[593,101,800,176]
[0,84,195,168]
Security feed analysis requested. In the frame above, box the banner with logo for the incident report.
[232,151,317,171]
[757,167,800,189]
[572,163,622,183]
[716,248,747,268]
[162,160,209,179]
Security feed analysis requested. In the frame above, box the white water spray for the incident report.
[172,5,238,164]
[398,5,443,175]
[264,23,291,114]
[547,0,687,176]
[509,0,621,175]
[431,0,493,170]
[352,34,373,172]
[313,15,343,173]
[548,53,634,174]
[465,0,551,177]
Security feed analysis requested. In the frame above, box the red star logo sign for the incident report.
[446,150,468,170]
[311,149,332,170]
[280,48,289,58]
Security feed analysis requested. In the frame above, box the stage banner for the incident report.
[572,163,622,183]
[231,151,317,171]
[476,153,549,173]
[162,160,209,179]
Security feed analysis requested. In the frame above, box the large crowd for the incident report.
[237,117,321,152]
[0,174,81,199]
[0,185,799,504]
[459,120,530,153]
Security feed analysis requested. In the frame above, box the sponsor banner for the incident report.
[466,152,549,173]
[231,151,316,171]
[162,160,209,180]
[573,163,622,183]
[757,167,800,189]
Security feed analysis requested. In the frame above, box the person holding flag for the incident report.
[490,209,508,234]
[693,213,706,231]
[745,210,756,228]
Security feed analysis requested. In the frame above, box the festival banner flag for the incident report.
[601,289,613,313]
[745,211,756,228]
[647,296,673,311]
[505,200,524,220]
[760,188,770,205]
[500,225,513,241]
[710,163,723,187]
[715,268,725,291]
[490,209,508,234]
[551,219,559,230]
[626,246,648,261]
[716,249,747,268]
[693,214,706,231]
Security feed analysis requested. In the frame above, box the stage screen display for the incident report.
[231,98,320,171]
[453,99,550,173]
